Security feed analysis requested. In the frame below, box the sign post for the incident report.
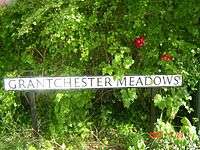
[25,91,38,135]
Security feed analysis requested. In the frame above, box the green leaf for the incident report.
[154,94,166,110]
[121,88,137,108]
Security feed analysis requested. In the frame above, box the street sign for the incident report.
[4,75,182,91]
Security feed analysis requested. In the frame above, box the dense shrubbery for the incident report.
[0,0,200,149]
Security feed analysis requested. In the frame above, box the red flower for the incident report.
[148,131,163,139]
[160,53,173,62]
[134,36,145,48]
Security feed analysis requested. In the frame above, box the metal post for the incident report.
[150,88,156,130]
[25,91,38,135]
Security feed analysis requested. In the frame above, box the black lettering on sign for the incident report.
[54,79,62,87]
[64,78,72,87]
[154,76,161,85]
[19,79,26,89]
[88,77,95,86]
[27,80,35,88]
[117,77,126,86]
[145,76,152,86]
[129,77,135,86]
[105,77,112,86]
[174,75,181,85]
[74,78,80,87]
[97,77,103,87]
[163,76,173,85]
[136,77,143,86]
[8,80,16,89]
[36,79,44,88]
[46,79,53,88]
[82,78,87,87]
[3,75,182,91]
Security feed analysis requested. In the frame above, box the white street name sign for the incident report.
[4,75,182,91]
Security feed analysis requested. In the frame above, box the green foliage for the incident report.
[154,88,192,120]
[181,117,198,141]
[48,90,93,137]
[120,88,137,108]
[0,88,29,132]
[0,90,16,129]
[116,124,146,150]
[149,118,200,149]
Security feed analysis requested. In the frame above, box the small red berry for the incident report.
[160,53,173,62]
[134,36,145,48]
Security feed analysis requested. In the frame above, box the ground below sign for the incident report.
[4,75,182,91]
